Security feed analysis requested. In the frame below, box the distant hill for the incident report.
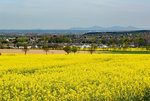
[85,30,150,35]
[70,26,142,31]
[0,30,88,34]
[0,26,146,34]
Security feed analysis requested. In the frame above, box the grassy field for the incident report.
[0,53,150,100]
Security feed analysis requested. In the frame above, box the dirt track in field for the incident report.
[0,49,108,54]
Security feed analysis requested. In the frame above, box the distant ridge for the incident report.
[70,26,143,31]
[85,30,150,35]
[0,26,147,34]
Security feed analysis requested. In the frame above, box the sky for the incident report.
[0,0,150,29]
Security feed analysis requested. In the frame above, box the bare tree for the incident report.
[88,44,97,54]
[23,43,29,55]
[42,44,49,55]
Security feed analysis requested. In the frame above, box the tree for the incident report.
[0,42,3,48]
[13,37,18,48]
[63,45,71,54]
[23,43,29,55]
[134,38,139,48]
[52,44,58,50]
[118,47,122,51]
[16,43,20,49]
[112,43,117,51]
[146,46,150,52]
[78,47,81,52]
[42,44,49,55]
[88,44,97,54]
[119,38,124,47]
[93,45,97,51]
[122,41,129,53]
[7,42,11,49]
[125,41,129,49]
[72,46,78,54]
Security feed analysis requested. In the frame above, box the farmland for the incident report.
[0,53,150,100]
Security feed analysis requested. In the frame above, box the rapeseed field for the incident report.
[0,54,149,100]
